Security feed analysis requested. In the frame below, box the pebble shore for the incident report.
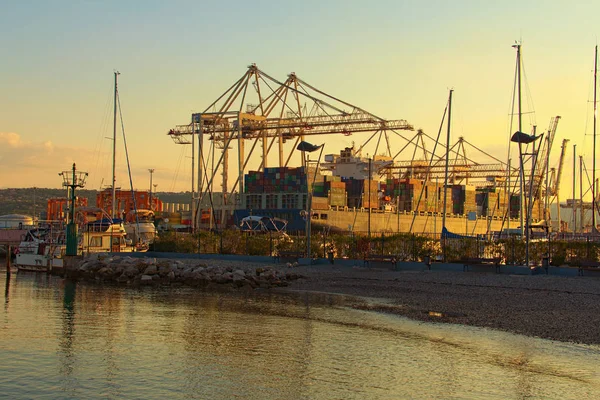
[287,264,600,345]
[69,254,600,345]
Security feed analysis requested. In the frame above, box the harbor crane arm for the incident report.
[552,138,569,196]
[531,116,561,198]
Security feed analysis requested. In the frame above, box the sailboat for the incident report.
[108,71,156,249]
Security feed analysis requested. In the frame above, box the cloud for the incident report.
[0,132,96,187]
[0,132,24,148]
[43,141,55,153]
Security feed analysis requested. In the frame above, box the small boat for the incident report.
[15,226,66,272]
[124,209,158,248]
[79,218,135,254]
[15,216,140,272]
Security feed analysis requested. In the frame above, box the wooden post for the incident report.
[6,245,11,277]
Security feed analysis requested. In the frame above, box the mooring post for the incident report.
[6,245,12,277]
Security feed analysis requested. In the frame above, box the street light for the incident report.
[296,141,324,259]
[511,130,541,267]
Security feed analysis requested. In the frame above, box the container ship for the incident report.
[204,146,524,236]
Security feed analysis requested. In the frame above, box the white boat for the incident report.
[124,209,158,248]
[79,218,135,254]
[15,217,139,272]
[15,226,66,272]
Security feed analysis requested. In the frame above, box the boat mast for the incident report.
[515,43,525,238]
[580,155,584,231]
[442,89,453,237]
[573,144,577,235]
[593,45,598,232]
[112,71,120,220]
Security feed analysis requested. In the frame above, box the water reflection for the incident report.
[59,280,76,396]
[4,272,9,309]
[0,274,599,399]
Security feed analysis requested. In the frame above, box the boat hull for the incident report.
[15,253,64,272]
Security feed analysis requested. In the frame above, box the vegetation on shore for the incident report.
[152,230,600,266]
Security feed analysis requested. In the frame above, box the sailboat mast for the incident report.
[112,71,119,220]
[516,44,525,238]
[593,46,598,232]
[442,89,453,234]
[573,144,577,235]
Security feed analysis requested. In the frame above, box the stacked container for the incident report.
[362,179,379,209]
[244,167,308,194]
[328,181,347,207]
[451,185,477,215]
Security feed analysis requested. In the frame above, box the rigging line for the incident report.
[356,130,381,155]
[251,75,283,114]
[202,73,247,114]
[391,131,420,160]
[409,99,448,232]
[374,131,383,156]
[91,82,115,189]
[581,67,594,157]
[295,76,389,122]
[461,139,512,168]
[506,48,519,170]
[116,93,140,231]
[197,73,252,209]
[520,55,537,128]
[257,68,349,115]
[170,146,186,192]
[211,126,263,210]
[296,81,338,123]
[258,78,287,116]
[399,128,485,167]
[195,73,254,226]
[258,75,303,119]
[580,159,600,227]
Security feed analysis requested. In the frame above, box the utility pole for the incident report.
[148,169,155,210]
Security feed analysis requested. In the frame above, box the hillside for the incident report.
[0,188,191,217]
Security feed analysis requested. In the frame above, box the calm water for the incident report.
[1,270,599,399]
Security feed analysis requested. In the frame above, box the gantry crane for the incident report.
[168,64,414,228]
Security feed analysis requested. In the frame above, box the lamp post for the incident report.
[148,168,155,210]
[296,141,324,259]
[59,163,88,256]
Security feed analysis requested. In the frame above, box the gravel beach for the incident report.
[281,263,600,345]
[146,257,600,345]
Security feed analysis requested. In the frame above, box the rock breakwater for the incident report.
[67,254,304,289]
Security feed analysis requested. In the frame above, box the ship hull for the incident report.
[232,208,513,235]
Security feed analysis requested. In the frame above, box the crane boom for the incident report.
[531,116,560,199]
[549,138,569,231]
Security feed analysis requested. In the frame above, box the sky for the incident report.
[2,0,600,200]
